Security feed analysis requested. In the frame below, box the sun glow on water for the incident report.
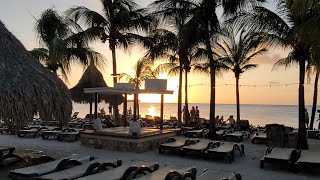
[147,106,158,117]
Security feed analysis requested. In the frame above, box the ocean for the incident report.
[73,102,320,128]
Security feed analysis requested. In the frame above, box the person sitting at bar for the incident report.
[129,118,141,136]
[93,118,103,132]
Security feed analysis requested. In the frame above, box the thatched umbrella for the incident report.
[0,20,72,129]
[70,63,123,120]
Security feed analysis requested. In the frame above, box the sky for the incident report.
[0,0,319,105]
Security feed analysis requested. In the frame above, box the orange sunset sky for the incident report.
[1,0,319,105]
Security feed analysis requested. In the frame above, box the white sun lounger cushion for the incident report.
[10,154,92,176]
[197,169,237,180]
[161,139,186,148]
[264,148,292,160]
[208,143,234,153]
[78,161,157,180]
[298,150,320,164]
[38,158,117,180]
[134,165,195,180]
[182,140,215,151]
[226,132,244,137]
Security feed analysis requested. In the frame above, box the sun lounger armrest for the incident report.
[181,172,196,180]
[120,166,139,179]
[54,159,82,172]
[235,173,242,180]
[289,149,300,163]
[264,147,272,156]
[131,166,154,179]
[98,161,121,171]
[165,171,182,180]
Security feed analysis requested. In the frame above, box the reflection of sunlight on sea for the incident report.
[147,106,158,117]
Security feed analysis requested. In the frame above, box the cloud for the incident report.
[252,49,291,65]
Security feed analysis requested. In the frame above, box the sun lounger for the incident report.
[159,137,199,154]
[196,169,241,180]
[77,161,159,180]
[181,139,219,155]
[56,129,79,142]
[215,130,227,140]
[17,127,49,138]
[224,131,248,142]
[295,150,320,171]
[206,142,244,163]
[0,145,15,156]
[134,165,197,180]
[260,147,297,169]
[41,128,63,139]
[184,129,208,138]
[251,132,267,144]
[0,149,53,167]
[37,158,122,180]
[9,154,93,180]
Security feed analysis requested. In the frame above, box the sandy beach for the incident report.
[0,134,319,180]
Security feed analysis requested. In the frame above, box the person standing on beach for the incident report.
[305,108,309,128]
[108,105,112,115]
[190,106,196,122]
[195,106,200,125]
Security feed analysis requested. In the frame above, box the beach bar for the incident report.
[80,80,176,152]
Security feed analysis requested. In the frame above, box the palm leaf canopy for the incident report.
[0,20,72,128]
[70,63,123,104]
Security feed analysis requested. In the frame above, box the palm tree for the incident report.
[185,0,265,134]
[216,28,267,122]
[66,0,152,125]
[147,0,197,126]
[31,9,104,81]
[238,0,320,149]
[308,46,320,129]
[119,58,156,117]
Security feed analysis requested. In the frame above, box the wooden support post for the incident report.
[133,94,137,121]
[89,102,93,123]
[94,92,98,119]
[124,94,128,126]
[160,94,164,130]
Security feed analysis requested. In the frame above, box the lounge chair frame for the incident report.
[18,127,49,138]
[260,147,297,169]
[205,142,244,163]
[159,137,199,154]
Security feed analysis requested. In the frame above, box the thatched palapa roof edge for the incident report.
[0,20,72,127]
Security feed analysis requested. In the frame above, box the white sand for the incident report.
[0,134,319,179]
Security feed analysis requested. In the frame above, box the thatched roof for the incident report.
[70,63,124,105]
[0,21,72,128]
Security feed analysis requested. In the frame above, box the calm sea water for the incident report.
[73,102,320,128]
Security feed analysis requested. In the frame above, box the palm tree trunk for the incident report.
[177,62,183,127]
[210,69,216,131]
[184,67,189,125]
[310,70,319,130]
[236,77,240,122]
[111,44,120,126]
[297,59,308,149]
